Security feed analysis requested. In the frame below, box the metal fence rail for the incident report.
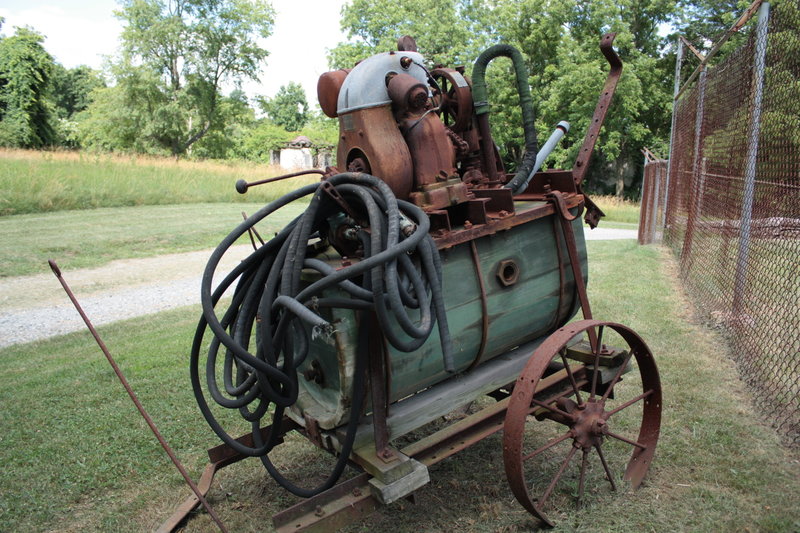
[638,157,668,245]
[648,1,799,446]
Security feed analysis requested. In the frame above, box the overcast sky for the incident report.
[0,0,349,103]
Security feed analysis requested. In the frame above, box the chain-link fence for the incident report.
[638,157,668,245]
[650,1,799,446]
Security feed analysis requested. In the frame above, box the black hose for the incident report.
[190,172,452,496]
[471,44,539,191]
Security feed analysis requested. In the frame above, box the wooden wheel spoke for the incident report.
[538,445,578,508]
[590,325,605,400]
[594,443,617,491]
[560,350,583,405]
[605,430,647,450]
[521,431,573,462]
[600,349,635,403]
[604,389,654,419]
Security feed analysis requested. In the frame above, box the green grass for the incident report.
[1,240,797,532]
[0,149,318,216]
[592,220,638,230]
[0,202,308,277]
[591,195,641,225]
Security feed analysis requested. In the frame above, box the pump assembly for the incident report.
[167,33,662,531]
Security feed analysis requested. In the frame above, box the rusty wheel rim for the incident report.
[503,319,662,527]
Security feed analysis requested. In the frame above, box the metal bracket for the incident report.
[572,33,623,188]
[321,180,361,222]
[546,190,597,348]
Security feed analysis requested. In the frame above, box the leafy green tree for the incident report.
[49,64,105,147]
[675,0,747,50]
[535,0,677,195]
[0,26,57,147]
[193,88,257,158]
[300,109,338,148]
[259,82,309,131]
[77,59,169,153]
[330,0,679,196]
[329,0,491,69]
[50,64,105,119]
[86,0,275,156]
[233,119,294,161]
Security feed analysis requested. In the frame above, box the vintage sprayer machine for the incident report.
[177,33,662,531]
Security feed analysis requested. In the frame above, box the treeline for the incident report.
[0,1,338,162]
[0,0,766,196]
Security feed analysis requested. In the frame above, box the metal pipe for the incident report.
[664,39,684,230]
[235,169,325,194]
[679,67,707,265]
[675,0,764,100]
[48,260,229,533]
[733,1,770,313]
[508,121,570,195]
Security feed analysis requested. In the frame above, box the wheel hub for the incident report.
[569,399,608,449]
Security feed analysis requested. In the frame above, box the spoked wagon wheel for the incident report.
[503,319,662,527]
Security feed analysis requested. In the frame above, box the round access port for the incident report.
[496,259,520,287]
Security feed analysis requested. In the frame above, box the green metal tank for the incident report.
[291,203,587,430]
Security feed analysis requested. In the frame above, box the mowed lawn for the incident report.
[0,240,797,532]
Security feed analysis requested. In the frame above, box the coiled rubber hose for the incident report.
[190,172,452,496]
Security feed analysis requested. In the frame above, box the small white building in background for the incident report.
[276,135,333,170]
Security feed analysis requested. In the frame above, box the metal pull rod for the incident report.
[48,259,228,533]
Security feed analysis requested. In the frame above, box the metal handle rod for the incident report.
[48,259,228,533]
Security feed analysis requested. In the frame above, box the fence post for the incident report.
[664,39,684,230]
[651,161,661,242]
[732,1,770,314]
[679,66,707,267]
[638,154,651,244]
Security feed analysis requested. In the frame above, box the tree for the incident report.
[233,119,294,162]
[192,87,257,158]
[329,0,491,69]
[259,82,309,131]
[330,0,680,197]
[0,26,57,147]
[50,64,105,119]
[675,0,747,49]
[94,0,275,155]
[300,109,338,148]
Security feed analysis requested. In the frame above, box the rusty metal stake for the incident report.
[48,259,228,533]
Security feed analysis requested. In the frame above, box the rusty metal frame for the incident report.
[466,239,490,370]
[158,420,299,532]
[271,365,584,532]
[572,33,623,187]
[367,312,394,462]
[546,190,597,349]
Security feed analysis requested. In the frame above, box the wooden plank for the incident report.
[367,459,429,504]
[341,336,546,450]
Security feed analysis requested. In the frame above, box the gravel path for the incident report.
[0,227,637,348]
[0,245,253,349]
